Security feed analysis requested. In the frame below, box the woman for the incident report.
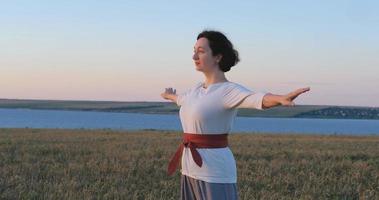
[161,30,310,200]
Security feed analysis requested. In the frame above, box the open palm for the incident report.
[280,87,310,106]
[161,88,176,100]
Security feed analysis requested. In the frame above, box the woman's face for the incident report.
[193,37,221,72]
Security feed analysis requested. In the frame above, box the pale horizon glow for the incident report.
[1,1,378,107]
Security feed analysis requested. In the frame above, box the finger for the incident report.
[293,88,308,95]
[289,87,310,99]
[286,102,295,106]
[298,87,310,94]
[281,99,293,106]
[288,92,301,100]
[299,87,310,93]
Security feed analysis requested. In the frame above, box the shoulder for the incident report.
[222,82,251,93]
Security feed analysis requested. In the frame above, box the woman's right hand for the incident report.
[161,87,177,101]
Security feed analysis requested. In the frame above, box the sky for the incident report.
[1,0,378,107]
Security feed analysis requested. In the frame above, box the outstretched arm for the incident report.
[160,87,178,103]
[262,87,310,109]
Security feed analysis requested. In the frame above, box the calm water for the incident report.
[1,108,379,135]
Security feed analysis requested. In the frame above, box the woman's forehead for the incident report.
[194,38,209,49]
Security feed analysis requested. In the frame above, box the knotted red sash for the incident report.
[167,133,228,176]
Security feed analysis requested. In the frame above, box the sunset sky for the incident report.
[1,1,378,106]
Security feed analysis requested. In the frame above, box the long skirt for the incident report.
[180,175,239,200]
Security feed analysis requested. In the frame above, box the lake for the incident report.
[0,108,379,135]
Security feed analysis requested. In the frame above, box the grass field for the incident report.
[1,128,378,199]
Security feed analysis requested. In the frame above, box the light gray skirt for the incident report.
[180,175,239,200]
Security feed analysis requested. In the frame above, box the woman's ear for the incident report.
[215,54,222,63]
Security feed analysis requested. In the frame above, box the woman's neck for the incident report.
[203,70,228,87]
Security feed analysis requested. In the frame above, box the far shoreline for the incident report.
[1,127,379,137]
[1,98,379,120]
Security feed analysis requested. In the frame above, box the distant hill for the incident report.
[0,99,378,120]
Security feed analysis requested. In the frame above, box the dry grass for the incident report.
[0,128,378,199]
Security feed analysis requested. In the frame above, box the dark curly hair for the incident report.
[197,30,240,72]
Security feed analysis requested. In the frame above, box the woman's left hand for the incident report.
[279,87,310,106]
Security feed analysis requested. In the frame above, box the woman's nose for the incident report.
[192,53,198,60]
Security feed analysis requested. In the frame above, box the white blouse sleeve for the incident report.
[223,84,266,110]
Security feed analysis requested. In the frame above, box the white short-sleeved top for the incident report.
[176,81,266,183]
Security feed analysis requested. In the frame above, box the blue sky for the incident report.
[1,1,378,106]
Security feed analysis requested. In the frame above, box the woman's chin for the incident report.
[195,66,203,71]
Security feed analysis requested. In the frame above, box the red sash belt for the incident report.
[167,133,228,176]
